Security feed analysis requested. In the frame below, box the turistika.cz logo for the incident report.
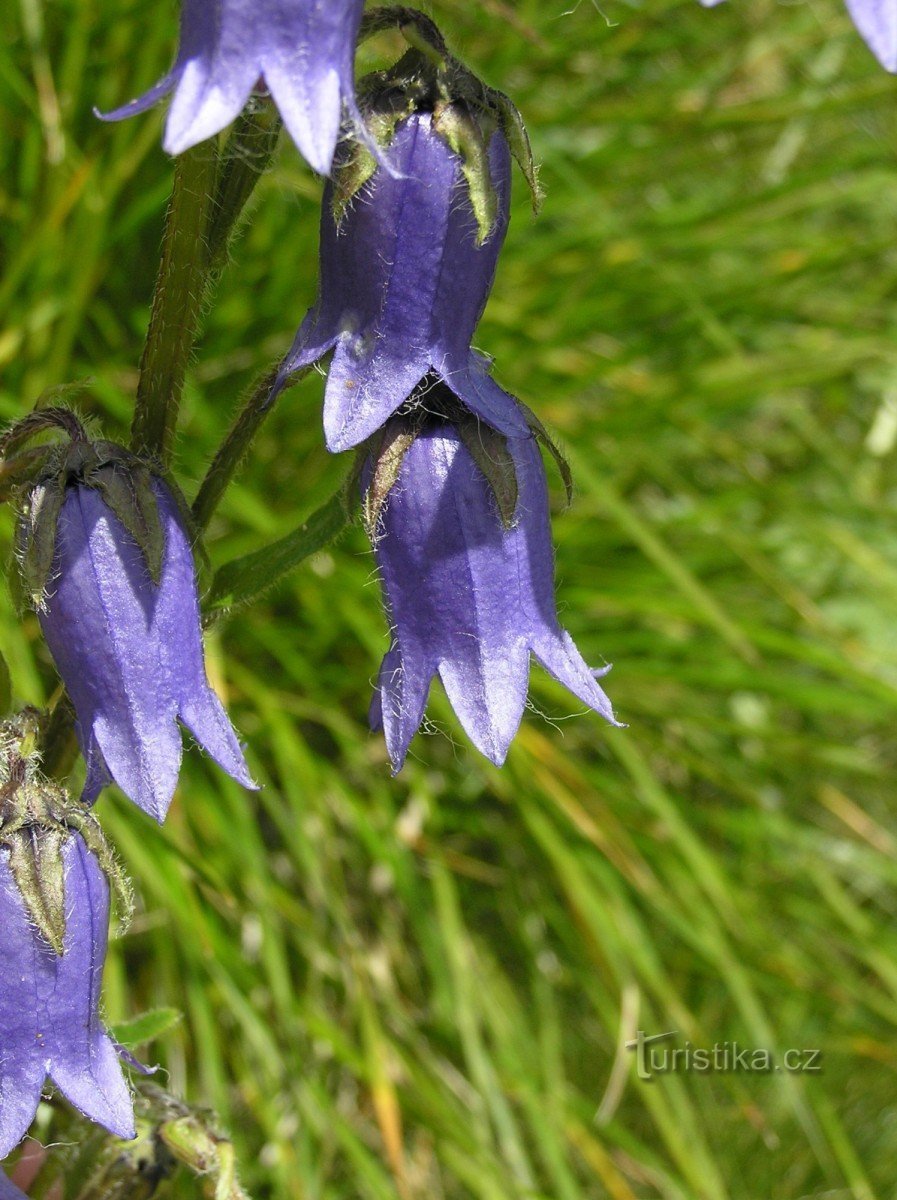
[626,1031,823,1082]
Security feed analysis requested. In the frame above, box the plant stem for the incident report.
[192,364,309,532]
[131,143,218,465]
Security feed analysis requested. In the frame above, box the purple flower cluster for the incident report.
[2,3,624,1171]
[282,95,619,764]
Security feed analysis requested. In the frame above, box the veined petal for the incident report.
[324,344,430,452]
[438,642,530,766]
[46,840,135,1141]
[372,643,435,772]
[0,868,44,1156]
[440,354,531,439]
[151,484,255,790]
[39,476,253,820]
[90,710,181,825]
[430,130,512,360]
[99,0,363,168]
[163,56,259,156]
[532,633,619,725]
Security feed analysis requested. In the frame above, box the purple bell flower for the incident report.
[38,479,254,823]
[276,112,530,452]
[99,0,365,173]
[699,0,897,72]
[368,426,619,770]
[0,833,134,1159]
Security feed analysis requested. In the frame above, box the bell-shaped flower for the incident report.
[699,0,897,72]
[367,423,619,770]
[0,833,134,1159]
[36,478,254,822]
[99,0,365,173]
[275,111,530,452]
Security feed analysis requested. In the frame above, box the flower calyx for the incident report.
[0,708,132,954]
[2,406,185,609]
[335,6,541,241]
[361,376,520,538]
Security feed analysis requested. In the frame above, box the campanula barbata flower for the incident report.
[100,0,365,173]
[367,423,619,770]
[275,111,530,452]
[699,0,897,72]
[31,477,254,822]
[0,833,134,1159]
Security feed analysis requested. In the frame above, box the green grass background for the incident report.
[4,0,897,1196]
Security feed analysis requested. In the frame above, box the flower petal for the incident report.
[845,0,897,71]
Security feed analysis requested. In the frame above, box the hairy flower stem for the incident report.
[192,364,310,532]
[133,108,281,471]
[131,143,218,465]
[205,104,282,269]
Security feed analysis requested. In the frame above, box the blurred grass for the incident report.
[4,0,897,1196]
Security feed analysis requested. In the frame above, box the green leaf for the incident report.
[111,1007,183,1049]
[204,491,350,620]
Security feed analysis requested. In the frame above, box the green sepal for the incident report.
[0,708,133,946]
[4,408,177,605]
[349,10,541,239]
[521,405,574,506]
[16,475,67,608]
[362,421,416,539]
[7,824,68,954]
[157,1104,250,1200]
[432,101,498,245]
[331,103,411,225]
[493,89,543,214]
[87,457,166,584]
[359,7,448,61]
[456,419,519,529]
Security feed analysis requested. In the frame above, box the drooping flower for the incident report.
[0,832,134,1159]
[29,475,254,822]
[99,0,365,173]
[366,421,619,770]
[275,110,530,452]
[699,0,897,72]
